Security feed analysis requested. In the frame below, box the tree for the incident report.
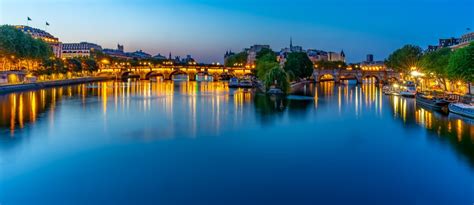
[256,47,274,59]
[420,48,452,91]
[84,58,99,73]
[67,58,82,73]
[283,52,313,81]
[41,58,66,75]
[255,51,278,80]
[386,45,423,73]
[225,51,248,67]
[264,66,290,93]
[448,42,474,94]
[0,25,52,59]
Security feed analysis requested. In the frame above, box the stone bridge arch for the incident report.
[313,69,339,82]
[361,73,381,84]
[145,71,164,80]
[169,70,189,81]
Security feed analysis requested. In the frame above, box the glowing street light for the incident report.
[410,70,425,77]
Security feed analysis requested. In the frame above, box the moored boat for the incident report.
[449,103,474,118]
[399,81,416,97]
[267,87,284,95]
[229,77,239,88]
[416,93,450,111]
[238,79,253,88]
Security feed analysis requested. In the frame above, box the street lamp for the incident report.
[410,70,425,91]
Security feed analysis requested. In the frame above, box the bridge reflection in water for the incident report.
[0,80,473,165]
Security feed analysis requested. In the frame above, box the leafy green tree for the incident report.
[448,42,474,94]
[264,66,290,93]
[0,25,52,60]
[256,48,274,59]
[283,52,313,81]
[41,58,66,75]
[255,52,278,80]
[386,44,423,73]
[67,58,83,73]
[84,58,99,73]
[225,51,248,67]
[420,48,452,91]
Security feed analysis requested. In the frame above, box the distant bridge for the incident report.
[97,65,401,84]
[97,65,253,80]
[313,69,401,84]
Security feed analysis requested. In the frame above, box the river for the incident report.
[0,80,473,204]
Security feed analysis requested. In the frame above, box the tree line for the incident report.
[0,25,100,75]
[254,48,314,93]
[386,43,474,93]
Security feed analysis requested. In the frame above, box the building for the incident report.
[328,50,346,62]
[366,54,374,63]
[427,45,439,52]
[451,32,474,50]
[439,37,460,48]
[359,61,386,71]
[306,49,328,64]
[15,25,62,58]
[289,37,303,52]
[128,50,152,59]
[246,45,270,65]
[61,42,102,58]
[224,50,235,64]
[103,44,130,59]
[427,32,474,51]
[153,53,167,60]
[277,38,305,65]
[358,55,387,71]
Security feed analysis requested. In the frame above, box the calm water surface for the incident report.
[0,81,473,204]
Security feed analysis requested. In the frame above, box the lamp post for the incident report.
[410,70,425,92]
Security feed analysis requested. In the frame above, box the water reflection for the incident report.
[1,80,473,165]
[293,82,474,167]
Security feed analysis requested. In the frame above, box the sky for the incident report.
[1,0,473,63]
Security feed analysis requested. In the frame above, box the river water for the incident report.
[0,81,473,204]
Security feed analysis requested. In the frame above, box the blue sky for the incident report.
[1,0,473,63]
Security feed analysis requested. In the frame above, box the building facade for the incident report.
[328,50,346,62]
[427,32,474,51]
[103,44,130,59]
[15,25,62,58]
[451,32,474,50]
[61,42,102,58]
[246,45,270,65]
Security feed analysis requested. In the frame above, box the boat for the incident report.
[448,102,474,118]
[399,81,416,97]
[238,79,253,88]
[416,93,450,111]
[229,77,239,88]
[383,84,400,95]
[267,87,284,95]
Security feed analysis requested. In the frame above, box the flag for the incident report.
[27,17,32,21]
[46,22,50,26]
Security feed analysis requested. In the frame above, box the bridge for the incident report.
[97,65,253,80]
[313,69,401,84]
[98,65,401,83]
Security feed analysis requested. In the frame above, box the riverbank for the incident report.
[0,76,113,94]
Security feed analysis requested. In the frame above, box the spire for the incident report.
[169,52,172,60]
[290,37,293,49]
